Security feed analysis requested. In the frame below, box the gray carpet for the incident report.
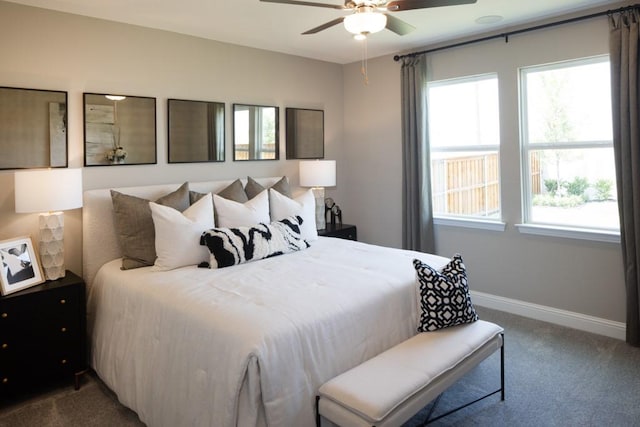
[1,307,639,426]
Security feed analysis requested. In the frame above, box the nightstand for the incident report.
[0,271,86,399]
[318,223,357,241]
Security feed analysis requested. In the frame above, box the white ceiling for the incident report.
[5,0,621,64]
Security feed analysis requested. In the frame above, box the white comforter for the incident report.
[88,237,449,427]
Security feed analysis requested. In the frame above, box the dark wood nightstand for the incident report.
[318,223,357,241]
[0,271,86,399]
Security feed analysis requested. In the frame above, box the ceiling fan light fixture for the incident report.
[354,33,367,41]
[344,9,387,35]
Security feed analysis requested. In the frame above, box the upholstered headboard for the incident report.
[82,177,282,290]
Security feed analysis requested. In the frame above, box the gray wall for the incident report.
[342,9,627,326]
[0,1,345,277]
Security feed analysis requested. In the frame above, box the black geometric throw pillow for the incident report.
[413,254,479,332]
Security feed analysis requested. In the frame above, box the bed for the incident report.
[83,178,451,427]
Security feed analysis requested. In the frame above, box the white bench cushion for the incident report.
[318,320,503,426]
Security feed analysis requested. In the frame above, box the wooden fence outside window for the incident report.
[432,152,541,216]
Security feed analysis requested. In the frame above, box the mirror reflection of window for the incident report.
[168,99,225,163]
[233,104,279,161]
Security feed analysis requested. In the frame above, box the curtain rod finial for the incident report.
[393,55,400,62]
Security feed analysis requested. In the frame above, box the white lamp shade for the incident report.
[344,11,387,35]
[15,168,83,213]
[299,160,336,188]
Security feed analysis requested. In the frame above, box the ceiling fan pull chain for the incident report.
[361,36,369,85]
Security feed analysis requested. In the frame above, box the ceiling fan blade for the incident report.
[260,0,346,10]
[302,17,346,34]
[385,14,415,35]
[386,0,476,12]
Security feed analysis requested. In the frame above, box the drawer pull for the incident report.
[2,377,7,384]
[1,343,7,349]
[1,313,7,318]
[60,299,66,304]
[61,359,67,365]
[61,327,67,332]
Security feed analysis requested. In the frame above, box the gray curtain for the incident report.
[609,9,640,346]
[401,54,435,253]
[207,103,224,161]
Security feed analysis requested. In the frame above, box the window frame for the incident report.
[427,73,503,224]
[518,54,619,237]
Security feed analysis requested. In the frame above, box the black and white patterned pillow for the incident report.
[413,254,479,332]
[200,216,309,268]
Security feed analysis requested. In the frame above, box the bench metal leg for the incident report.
[424,333,505,425]
[501,333,505,401]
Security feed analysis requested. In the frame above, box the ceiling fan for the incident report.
[260,0,477,38]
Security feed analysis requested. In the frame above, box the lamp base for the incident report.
[312,187,326,230]
[39,212,66,281]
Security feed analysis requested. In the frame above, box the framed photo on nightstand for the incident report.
[0,236,44,295]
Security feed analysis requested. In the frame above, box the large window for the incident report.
[428,74,501,220]
[520,56,618,232]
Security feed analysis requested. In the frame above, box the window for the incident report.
[520,56,618,232]
[428,74,501,220]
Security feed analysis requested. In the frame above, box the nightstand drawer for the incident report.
[0,288,80,342]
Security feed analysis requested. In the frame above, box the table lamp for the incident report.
[14,168,83,280]
[299,160,336,230]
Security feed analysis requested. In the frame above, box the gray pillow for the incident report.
[111,182,190,270]
[190,179,248,204]
[245,176,291,199]
[190,180,248,223]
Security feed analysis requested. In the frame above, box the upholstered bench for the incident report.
[316,320,504,427]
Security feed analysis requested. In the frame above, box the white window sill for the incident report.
[515,223,620,243]
[434,217,506,232]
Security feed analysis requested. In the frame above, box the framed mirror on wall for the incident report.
[168,99,225,163]
[0,86,67,170]
[233,103,279,161]
[286,108,324,159]
[84,93,157,166]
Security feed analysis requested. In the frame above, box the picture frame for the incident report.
[286,108,324,159]
[0,86,68,170]
[83,93,157,166]
[0,236,45,296]
[233,103,279,161]
[168,98,225,163]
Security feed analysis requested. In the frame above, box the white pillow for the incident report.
[150,192,215,271]
[269,188,318,241]
[214,189,270,228]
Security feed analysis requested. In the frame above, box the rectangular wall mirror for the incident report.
[168,99,225,163]
[84,93,157,166]
[0,86,67,170]
[286,108,324,159]
[233,103,279,161]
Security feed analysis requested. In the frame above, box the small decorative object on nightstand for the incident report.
[318,223,357,241]
[324,198,343,226]
[0,270,86,399]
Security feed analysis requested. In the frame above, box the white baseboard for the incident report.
[471,290,626,341]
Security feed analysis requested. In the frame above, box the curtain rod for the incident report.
[393,3,640,62]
